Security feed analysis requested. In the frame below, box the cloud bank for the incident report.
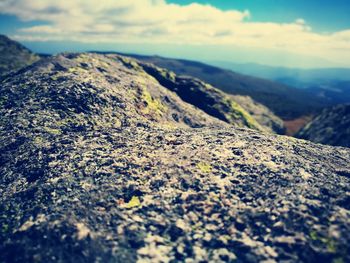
[1,0,349,65]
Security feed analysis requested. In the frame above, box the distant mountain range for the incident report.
[102,52,329,120]
[208,61,350,83]
[209,61,350,106]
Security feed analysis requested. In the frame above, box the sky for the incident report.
[0,0,350,68]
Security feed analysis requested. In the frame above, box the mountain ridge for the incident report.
[101,51,328,120]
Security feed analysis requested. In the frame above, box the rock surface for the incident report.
[1,53,350,263]
[0,34,40,76]
[297,104,350,148]
[230,95,285,134]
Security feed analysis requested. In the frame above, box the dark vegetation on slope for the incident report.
[297,104,350,147]
[306,80,350,105]
[0,34,40,76]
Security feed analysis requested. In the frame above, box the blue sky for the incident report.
[0,0,349,68]
[169,0,350,32]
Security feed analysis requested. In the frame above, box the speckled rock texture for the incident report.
[297,104,350,148]
[1,53,350,263]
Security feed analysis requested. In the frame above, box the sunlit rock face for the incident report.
[230,94,285,134]
[0,53,350,263]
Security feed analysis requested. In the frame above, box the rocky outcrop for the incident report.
[0,35,40,76]
[123,58,263,131]
[1,53,350,263]
[113,52,327,120]
[0,53,228,131]
[230,95,285,134]
[297,104,350,147]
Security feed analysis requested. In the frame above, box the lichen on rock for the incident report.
[0,53,350,263]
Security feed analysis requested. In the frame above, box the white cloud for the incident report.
[1,0,350,65]
[295,18,306,25]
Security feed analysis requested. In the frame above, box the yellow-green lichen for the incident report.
[33,136,45,145]
[141,89,167,117]
[75,53,91,62]
[157,68,176,82]
[159,122,178,130]
[0,95,8,108]
[44,127,62,135]
[119,57,143,71]
[197,162,212,173]
[1,223,9,233]
[227,99,262,130]
[124,196,141,209]
[332,258,344,263]
[68,67,87,74]
[310,230,339,254]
